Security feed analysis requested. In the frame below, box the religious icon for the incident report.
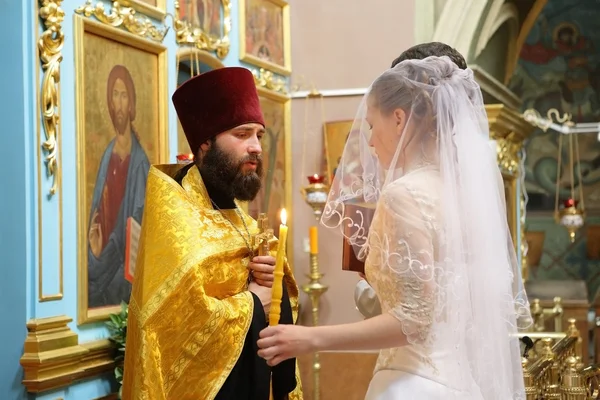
[86,64,151,310]
[75,17,168,324]
[323,120,353,182]
[177,0,223,38]
[247,88,290,239]
[240,0,290,76]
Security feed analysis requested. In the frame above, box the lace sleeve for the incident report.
[369,180,438,346]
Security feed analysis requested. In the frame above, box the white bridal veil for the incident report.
[321,56,532,398]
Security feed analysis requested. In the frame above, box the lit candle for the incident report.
[307,174,324,184]
[269,209,288,326]
[309,226,318,254]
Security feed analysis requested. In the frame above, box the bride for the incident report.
[257,56,532,399]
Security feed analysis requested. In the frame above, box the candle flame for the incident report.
[280,208,287,225]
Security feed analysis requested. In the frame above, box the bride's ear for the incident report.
[394,108,406,135]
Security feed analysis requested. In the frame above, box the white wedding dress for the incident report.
[362,167,483,400]
[323,56,530,400]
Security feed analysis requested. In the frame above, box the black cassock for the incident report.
[215,285,297,400]
[175,164,298,400]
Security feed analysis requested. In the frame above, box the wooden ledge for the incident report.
[20,315,115,393]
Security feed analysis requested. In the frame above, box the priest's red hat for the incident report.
[172,67,265,154]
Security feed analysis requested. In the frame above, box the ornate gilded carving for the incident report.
[119,0,166,21]
[523,107,573,133]
[486,104,534,174]
[174,0,231,59]
[75,0,168,42]
[20,315,115,393]
[519,319,593,398]
[495,135,521,175]
[38,2,64,301]
[252,68,288,95]
[38,0,64,196]
[486,104,535,282]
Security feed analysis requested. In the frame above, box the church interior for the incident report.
[2,0,600,398]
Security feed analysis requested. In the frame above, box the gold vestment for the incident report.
[122,165,303,400]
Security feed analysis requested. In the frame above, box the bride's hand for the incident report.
[257,325,316,366]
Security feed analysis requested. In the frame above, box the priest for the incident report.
[121,67,303,400]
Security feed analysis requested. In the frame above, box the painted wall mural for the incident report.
[527,217,600,301]
[509,0,600,213]
[508,0,600,300]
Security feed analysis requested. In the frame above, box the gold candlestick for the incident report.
[300,174,329,400]
[301,252,328,400]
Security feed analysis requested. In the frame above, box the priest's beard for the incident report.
[199,142,263,201]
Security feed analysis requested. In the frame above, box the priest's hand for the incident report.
[248,255,275,287]
[257,325,315,366]
[249,280,272,315]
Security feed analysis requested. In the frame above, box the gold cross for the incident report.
[253,213,274,256]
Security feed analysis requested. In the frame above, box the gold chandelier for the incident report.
[523,108,585,242]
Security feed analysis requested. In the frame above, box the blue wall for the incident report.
[0,0,290,398]
[526,215,600,300]
[0,0,290,400]
[0,0,33,398]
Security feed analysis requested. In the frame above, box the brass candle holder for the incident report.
[301,253,328,400]
[300,174,330,220]
[300,174,329,400]
[555,198,585,243]
[523,108,586,243]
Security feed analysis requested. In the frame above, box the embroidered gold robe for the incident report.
[122,164,303,400]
